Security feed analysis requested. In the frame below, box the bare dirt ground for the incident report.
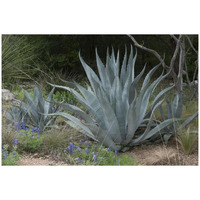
[18,140,198,166]
[128,139,198,166]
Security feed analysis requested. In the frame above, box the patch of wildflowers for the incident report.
[14,139,18,145]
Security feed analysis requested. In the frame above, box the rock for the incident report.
[2,89,15,101]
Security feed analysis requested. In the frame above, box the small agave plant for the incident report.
[49,46,186,151]
[5,86,58,132]
[158,92,198,143]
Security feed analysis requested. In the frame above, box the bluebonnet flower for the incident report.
[77,146,82,153]
[2,145,4,150]
[114,150,118,155]
[21,121,25,130]
[107,148,111,152]
[63,149,66,153]
[77,157,82,163]
[37,136,40,139]
[94,146,97,149]
[15,123,21,131]
[14,139,18,145]
[84,135,88,140]
[86,148,89,155]
[32,127,35,133]
[13,152,17,156]
[100,146,103,149]
[25,127,28,131]
[69,137,73,141]
[3,151,7,159]
[36,127,40,134]
[85,141,89,147]
[80,140,83,145]
[92,153,98,163]
[71,100,74,104]
[52,108,55,113]
[68,143,74,154]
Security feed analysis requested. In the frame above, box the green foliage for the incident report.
[2,145,19,166]
[17,130,43,153]
[53,90,75,103]
[178,128,197,155]
[49,46,179,151]
[5,86,58,132]
[2,35,37,86]
[62,141,137,165]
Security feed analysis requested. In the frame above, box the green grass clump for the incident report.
[17,129,43,153]
[178,128,198,155]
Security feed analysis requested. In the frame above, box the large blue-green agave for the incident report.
[49,46,196,151]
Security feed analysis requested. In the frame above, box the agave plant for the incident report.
[49,46,182,151]
[158,92,198,143]
[5,86,58,132]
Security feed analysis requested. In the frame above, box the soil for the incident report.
[18,139,198,166]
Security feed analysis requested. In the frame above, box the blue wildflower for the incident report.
[52,108,55,112]
[36,127,40,134]
[71,100,74,104]
[3,151,7,159]
[86,148,89,155]
[94,145,97,149]
[77,146,82,153]
[114,150,118,155]
[85,141,89,147]
[93,153,98,163]
[2,145,4,150]
[100,146,103,149]
[15,123,21,131]
[84,135,88,140]
[21,121,25,130]
[63,149,66,153]
[32,127,35,133]
[107,148,111,152]
[77,157,82,163]
[80,140,83,145]
[37,136,39,139]
[14,139,18,145]
[13,152,17,156]
[69,137,73,140]
[68,145,73,154]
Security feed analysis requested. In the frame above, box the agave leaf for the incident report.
[141,63,161,91]
[61,103,95,124]
[79,52,101,91]
[97,88,122,143]
[49,112,96,139]
[120,46,127,86]
[178,111,198,130]
[44,87,55,117]
[145,85,175,118]
[131,99,164,144]
[128,65,146,104]
[87,123,121,151]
